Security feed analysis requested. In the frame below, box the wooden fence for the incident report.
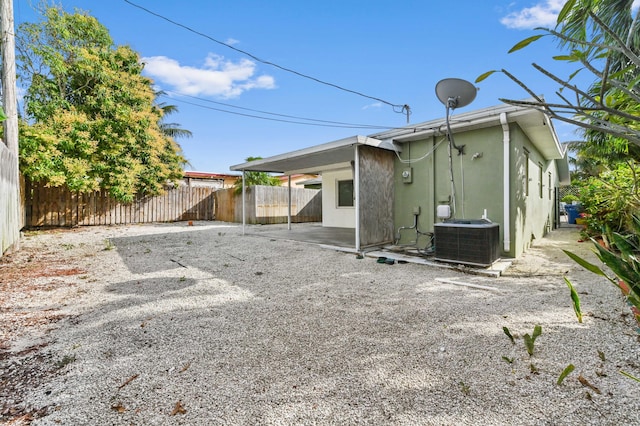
[215,186,322,224]
[23,180,216,228]
[1,143,21,254]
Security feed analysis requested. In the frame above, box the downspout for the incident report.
[354,144,361,253]
[500,113,511,253]
[287,175,292,230]
[242,170,246,235]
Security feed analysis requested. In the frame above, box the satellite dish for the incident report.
[435,78,477,110]
[435,78,477,158]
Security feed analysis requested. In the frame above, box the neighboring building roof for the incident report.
[184,171,241,179]
[297,177,323,186]
[229,135,400,174]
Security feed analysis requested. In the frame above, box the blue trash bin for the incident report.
[565,204,579,224]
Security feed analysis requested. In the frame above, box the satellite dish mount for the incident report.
[435,78,477,155]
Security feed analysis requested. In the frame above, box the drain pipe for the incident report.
[287,175,292,230]
[354,144,361,253]
[500,112,511,253]
[241,170,246,235]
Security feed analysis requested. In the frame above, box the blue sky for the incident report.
[13,0,640,173]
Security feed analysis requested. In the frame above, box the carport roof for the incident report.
[229,135,400,174]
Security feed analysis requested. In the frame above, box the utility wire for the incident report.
[160,94,395,129]
[161,90,391,129]
[123,0,410,117]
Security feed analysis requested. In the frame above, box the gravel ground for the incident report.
[1,221,639,425]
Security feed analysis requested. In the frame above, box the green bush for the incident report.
[578,163,640,235]
[564,215,640,334]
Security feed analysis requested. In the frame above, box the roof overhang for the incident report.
[557,144,571,185]
[371,101,566,160]
[230,135,400,174]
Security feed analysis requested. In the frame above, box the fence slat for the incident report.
[23,182,321,227]
[23,181,218,227]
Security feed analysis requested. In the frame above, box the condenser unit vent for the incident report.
[434,220,500,267]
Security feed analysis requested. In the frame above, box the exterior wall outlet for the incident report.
[401,168,412,183]
[413,206,421,215]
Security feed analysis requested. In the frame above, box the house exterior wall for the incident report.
[322,168,355,228]
[393,123,563,259]
[393,136,436,242]
[394,128,505,247]
[509,125,558,257]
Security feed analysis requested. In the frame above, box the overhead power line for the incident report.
[123,0,411,120]
[159,92,395,130]
[161,90,392,130]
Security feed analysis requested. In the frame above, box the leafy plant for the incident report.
[458,381,470,395]
[103,239,115,251]
[233,156,281,194]
[501,356,514,364]
[562,194,579,203]
[579,165,640,236]
[557,364,575,385]
[523,325,542,356]
[502,326,515,344]
[620,371,640,382]
[564,277,583,323]
[563,215,640,333]
[56,354,76,369]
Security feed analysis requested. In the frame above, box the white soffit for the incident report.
[229,135,400,174]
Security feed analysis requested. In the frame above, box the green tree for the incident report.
[477,0,639,146]
[155,91,193,140]
[233,156,281,193]
[17,6,186,202]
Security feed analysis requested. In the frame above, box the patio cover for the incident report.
[229,135,401,252]
[229,135,400,175]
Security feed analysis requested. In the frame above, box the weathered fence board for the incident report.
[23,181,216,228]
[215,186,321,224]
[1,143,21,255]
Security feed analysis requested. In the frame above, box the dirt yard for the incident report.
[1,222,639,425]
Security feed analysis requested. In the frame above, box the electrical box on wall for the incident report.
[401,168,412,184]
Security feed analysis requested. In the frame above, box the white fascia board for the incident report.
[377,103,565,160]
[229,135,401,173]
[371,103,523,142]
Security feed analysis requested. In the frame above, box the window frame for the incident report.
[336,179,354,208]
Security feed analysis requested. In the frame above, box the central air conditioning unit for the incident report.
[434,220,500,267]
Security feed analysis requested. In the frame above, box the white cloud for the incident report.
[142,53,275,98]
[362,102,382,110]
[502,0,640,29]
[500,0,567,29]
[225,38,240,46]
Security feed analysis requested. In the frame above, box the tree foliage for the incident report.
[233,156,281,193]
[156,90,193,140]
[17,6,186,202]
[477,0,639,147]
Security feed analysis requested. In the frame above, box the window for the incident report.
[337,179,354,207]
[548,172,552,200]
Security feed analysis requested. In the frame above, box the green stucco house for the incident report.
[231,101,570,261]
